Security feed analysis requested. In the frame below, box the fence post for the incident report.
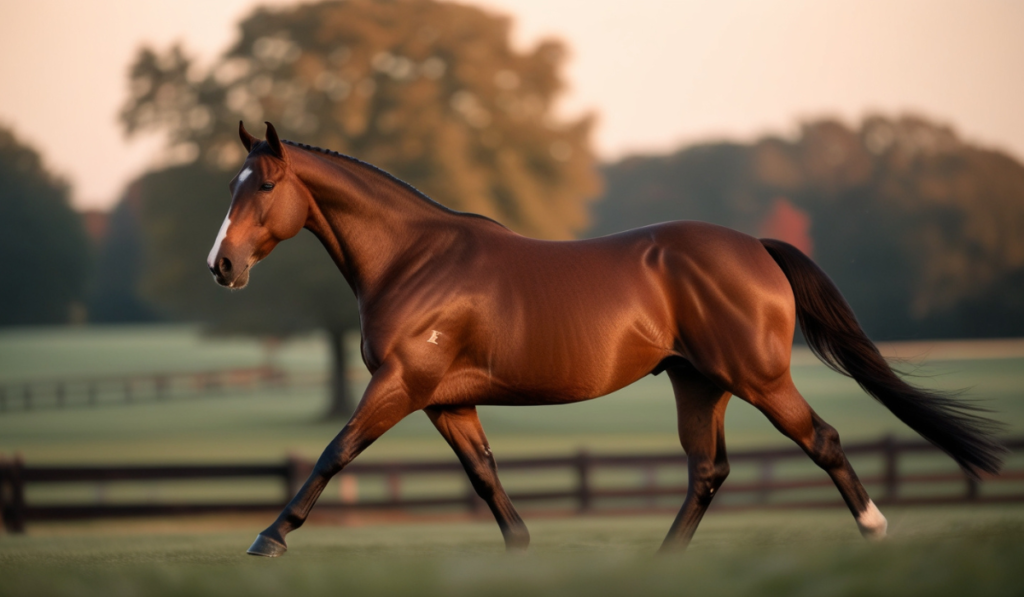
[576,450,592,512]
[338,474,359,505]
[883,434,899,502]
[0,454,26,534]
[387,472,402,504]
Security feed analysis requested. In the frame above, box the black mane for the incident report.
[281,139,507,229]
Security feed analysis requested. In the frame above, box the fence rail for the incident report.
[0,367,328,413]
[2,436,1022,534]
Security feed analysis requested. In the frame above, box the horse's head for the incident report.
[207,122,311,289]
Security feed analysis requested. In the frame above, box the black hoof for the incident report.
[247,534,287,557]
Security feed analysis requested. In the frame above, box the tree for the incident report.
[120,0,601,417]
[590,114,1024,340]
[0,125,90,326]
[85,187,162,323]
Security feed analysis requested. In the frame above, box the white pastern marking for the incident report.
[856,500,888,540]
[427,330,442,345]
[207,215,232,269]
[238,167,252,183]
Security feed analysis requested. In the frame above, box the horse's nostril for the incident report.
[220,257,233,273]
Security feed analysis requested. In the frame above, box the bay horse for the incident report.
[208,122,1003,557]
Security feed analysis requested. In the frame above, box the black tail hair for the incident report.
[760,238,1005,477]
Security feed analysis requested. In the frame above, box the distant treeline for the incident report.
[590,115,1024,341]
[0,127,90,326]
[3,114,1023,341]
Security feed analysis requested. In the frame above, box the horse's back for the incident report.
[449,221,796,402]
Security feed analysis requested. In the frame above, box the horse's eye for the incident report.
[261,182,275,191]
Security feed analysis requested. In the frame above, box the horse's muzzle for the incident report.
[209,256,249,289]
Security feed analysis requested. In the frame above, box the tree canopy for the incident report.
[120,0,601,416]
[0,125,90,326]
[590,115,1024,340]
[122,0,599,240]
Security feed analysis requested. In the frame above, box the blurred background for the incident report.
[2,2,1024,590]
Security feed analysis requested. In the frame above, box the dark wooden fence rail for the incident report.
[2,436,1022,534]
[0,367,328,413]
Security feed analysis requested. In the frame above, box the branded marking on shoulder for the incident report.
[856,499,888,540]
[207,215,232,268]
[427,330,442,345]
[238,167,252,182]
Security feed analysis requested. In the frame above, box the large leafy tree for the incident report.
[0,125,90,326]
[591,115,1024,340]
[121,0,600,417]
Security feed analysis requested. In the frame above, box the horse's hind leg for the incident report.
[425,405,530,550]
[742,374,887,539]
[660,363,732,552]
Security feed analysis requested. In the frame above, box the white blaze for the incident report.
[207,166,250,270]
[856,500,888,540]
[207,215,232,269]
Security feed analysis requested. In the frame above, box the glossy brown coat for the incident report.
[209,123,1002,557]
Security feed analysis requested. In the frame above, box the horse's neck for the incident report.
[291,148,456,296]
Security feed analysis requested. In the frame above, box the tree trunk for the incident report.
[324,328,356,420]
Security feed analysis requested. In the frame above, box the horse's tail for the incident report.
[760,238,1005,477]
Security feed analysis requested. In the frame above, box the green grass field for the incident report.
[1,326,1023,596]
[3,325,1023,464]
[2,508,1024,596]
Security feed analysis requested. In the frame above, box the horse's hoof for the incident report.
[504,531,531,552]
[856,500,888,541]
[247,534,287,557]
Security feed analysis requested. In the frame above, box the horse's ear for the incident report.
[265,122,285,160]
[239,121,257,152]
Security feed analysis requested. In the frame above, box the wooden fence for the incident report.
[2,436,1022,534]
[0,367,327,413]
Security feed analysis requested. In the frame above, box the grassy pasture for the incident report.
[2,508,1024,597]
[2,325,1023,463]
[1,326,1023,509]
[1,326,1024,596]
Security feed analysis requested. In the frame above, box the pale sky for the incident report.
[1,0,1022,210]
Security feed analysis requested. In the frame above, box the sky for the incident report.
[1,0,1022,210]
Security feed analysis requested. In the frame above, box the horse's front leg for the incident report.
[248,361,414,557]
